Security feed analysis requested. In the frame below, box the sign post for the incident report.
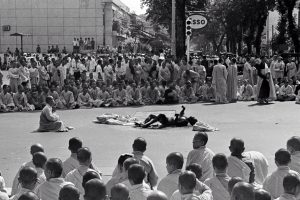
[185,13,208,62]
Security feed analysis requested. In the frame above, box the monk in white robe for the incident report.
[243,151,269,185]
[204,154,231,200]
[62,138,82,177]
[227,138,252,182]
[37,96,68,132]
[263,149,300,199]
[65,148,101,195]
[287,136,300,174]
[226,59,238,102]
[212,59,228,103]
[186,132,215,182]
[274,174,300,200]
[36,158,74,200]
[157,153,184,199]
[11,144,44,195]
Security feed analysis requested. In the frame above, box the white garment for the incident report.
[204,176,230,200]
[170,189,213,200]
[227,156,251,182]
[128,183,152,200]
[65,166,101,195]
[243,151,269,184]
[263,166,300,199]
[36,178,74,200]
[289,152,300,174]
[186,147,215,182]
[62,156,79,177]
[157,170,181,199]
[11,161,35,195]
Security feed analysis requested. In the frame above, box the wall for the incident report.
[0,0,106,53]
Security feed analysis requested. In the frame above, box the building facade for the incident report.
[0,0,129,53]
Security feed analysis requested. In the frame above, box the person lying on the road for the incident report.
[135,106,198,129]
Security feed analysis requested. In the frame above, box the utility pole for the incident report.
[171,0,176,58]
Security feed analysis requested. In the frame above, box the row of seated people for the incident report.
[1,76,300,112]
[1,134,300,200]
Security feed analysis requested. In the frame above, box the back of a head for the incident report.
[193,132,208,146]
[231,182,254,200]
[254,189,271,200]
[275,148,291,166]
[18,192,40,200]
[128,164,145,185]
[32,152,47,169]
[179,171,197,192]
[123,158,139,171]
[212,153,228,171]
[82,171,101,188]
[166,152,184,170]
[77,147,92,164]
[229,138,245,155]
[147,191,168,200]
[287,136,300,152]
[117,154,133,168]
[84,179,106,200]
[19,167,38,186]
[186,163,202,180]
[69,137,83,153]
[228,177,244,194]
[283,173,300,193]
[59,184,80,200]
[45,158,63,178]
[110,183,129,200]
[30,144,44,155]
[132,137,147,152]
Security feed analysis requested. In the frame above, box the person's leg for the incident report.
[179,105,186,117]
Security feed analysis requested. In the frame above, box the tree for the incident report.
[277,0,300,53]
[141,0,207,58]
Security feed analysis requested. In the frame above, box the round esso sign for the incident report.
[188,15,208,29]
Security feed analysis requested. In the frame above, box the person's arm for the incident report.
[44,106,59,121]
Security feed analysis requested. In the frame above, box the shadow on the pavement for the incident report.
[248,102,275,107]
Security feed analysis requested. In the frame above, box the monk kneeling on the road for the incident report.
[37,96,72,132]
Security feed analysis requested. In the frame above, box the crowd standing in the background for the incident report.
[1,49,300,113]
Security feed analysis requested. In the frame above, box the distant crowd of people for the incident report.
[1,50,300,112]
[1,133,300,200]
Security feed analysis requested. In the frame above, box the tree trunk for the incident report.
[176,0,186,59]
[287,6,300,53]
[255,14,268,56]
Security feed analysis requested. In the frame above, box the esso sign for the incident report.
[188,15,208,29]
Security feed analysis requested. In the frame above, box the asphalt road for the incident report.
[1,101,299,186]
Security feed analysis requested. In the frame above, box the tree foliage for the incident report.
[141,0,207,58]
[276,0,300,53]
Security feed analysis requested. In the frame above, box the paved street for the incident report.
[0,102,299,186]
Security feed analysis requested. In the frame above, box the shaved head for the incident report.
[229,138,245,156]
[30,144,44,155]
[111,183,129,200]
[231,182,254,200]
[147,191,168,200]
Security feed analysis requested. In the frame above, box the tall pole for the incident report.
[171,0,176,58]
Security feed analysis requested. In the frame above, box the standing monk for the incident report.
[212,59,228,103]
[227,58,238,103]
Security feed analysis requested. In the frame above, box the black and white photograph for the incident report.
[0,0,300,200]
